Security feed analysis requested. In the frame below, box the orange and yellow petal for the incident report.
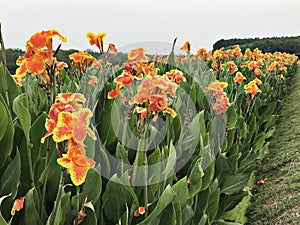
[52,112,74,142]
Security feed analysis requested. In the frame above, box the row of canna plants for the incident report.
[0,27,298,225]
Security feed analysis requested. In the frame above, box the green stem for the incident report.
[74,186,80,225]
[50,169,64,225]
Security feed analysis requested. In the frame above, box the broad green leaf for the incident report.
[207,187,220,223]
[188,159,203,198]
[220,173,250,195]
[0,64,19,106]
[12,95,31,145]
[0,101,8,141]
[80,202,97,225]
[80,168,102,204]
[161,142,176,177]
[102,175,138,223]
[0,194,10,225]
[25,188,43,225]
[158,204,177,225]
[226,105,237,130]
[0,96,14,169]
[193,188,210,223]
[172,177,188,206]
[29,112,47,165]
[137,185,176,225]
[0,151,20,197]
[253,132,265,152]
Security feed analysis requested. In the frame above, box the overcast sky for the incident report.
[1,0,300,54]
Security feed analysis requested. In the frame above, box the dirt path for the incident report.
[246,66,300,225]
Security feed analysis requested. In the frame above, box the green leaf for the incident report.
[0,96,14,169]
[188,159,203,198]
[13,95,31,145]
[25,188,43,225]
[158,204,177,225]
[80,168,102,204]
[207,187,220,223]
[0,194,10,225]
[253,132,265,152]
[137,185,176,225]
[80,202,97,225]
[0,101,8,142]
[102,175,138,223]
[220,173,250,195]
[30,112,47,165]
[226,105,237,130]
[172,177,188,206]
[0,151,20,197]
[0,64,19,106]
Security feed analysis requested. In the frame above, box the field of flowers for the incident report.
[0,28,298,225]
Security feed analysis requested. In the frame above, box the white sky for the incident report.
[1,0,300,54]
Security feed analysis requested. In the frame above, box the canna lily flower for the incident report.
[180,41,192,53]
[226,61,238,74]
[11,196,25,216]
[254,68,263,76]
[129,75,178,120]
[278,74,285,80]
[88,75,99,86]
[41,93,96,143]
[52,108,95,143]
[128,48,147,62]
[86,32,106,53]
[244,80,261,98]
[26,28,66,52]
[114,71,134,86]
[165,69,186,84]
[213,94,230,114]
[234,72,246,84]
[57,139,95,186]
[108,43,118,55]
[204,80,228,99]
[254,78,262,85]
[69,51,97,72]
[204,80,230,114]
[12,29,67,84]
[108,84,122,99]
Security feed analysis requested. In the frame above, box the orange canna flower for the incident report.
[213,94,230,114]
[108,43,118,55]
[52,108,95,143]
[204,80,228,99]
[180,41,192,53]
[165,69,186,84]
[129,75,178,120]
[254,78,262,85]
[88,75,99,86]
[254,68,263,76]
[26,29,66,52]
[234,72,246,84]
[69,51,96,71]
[114,71,134,86]
[244,80,261,98]
[41,93,96,143]
[86,32,106,53]
[108,84,122,99]
[226,61,238,74]
[11,196,25,216]
[128,48,147,62]
[57,139,95,186]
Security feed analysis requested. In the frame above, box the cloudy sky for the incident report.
[1,0,300,54]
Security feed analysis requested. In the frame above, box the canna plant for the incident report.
[0,26,298,225]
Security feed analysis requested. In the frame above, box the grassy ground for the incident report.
[245,66,300,225]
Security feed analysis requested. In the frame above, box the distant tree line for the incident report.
[213,36,300,56]
[2,48,128,74]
